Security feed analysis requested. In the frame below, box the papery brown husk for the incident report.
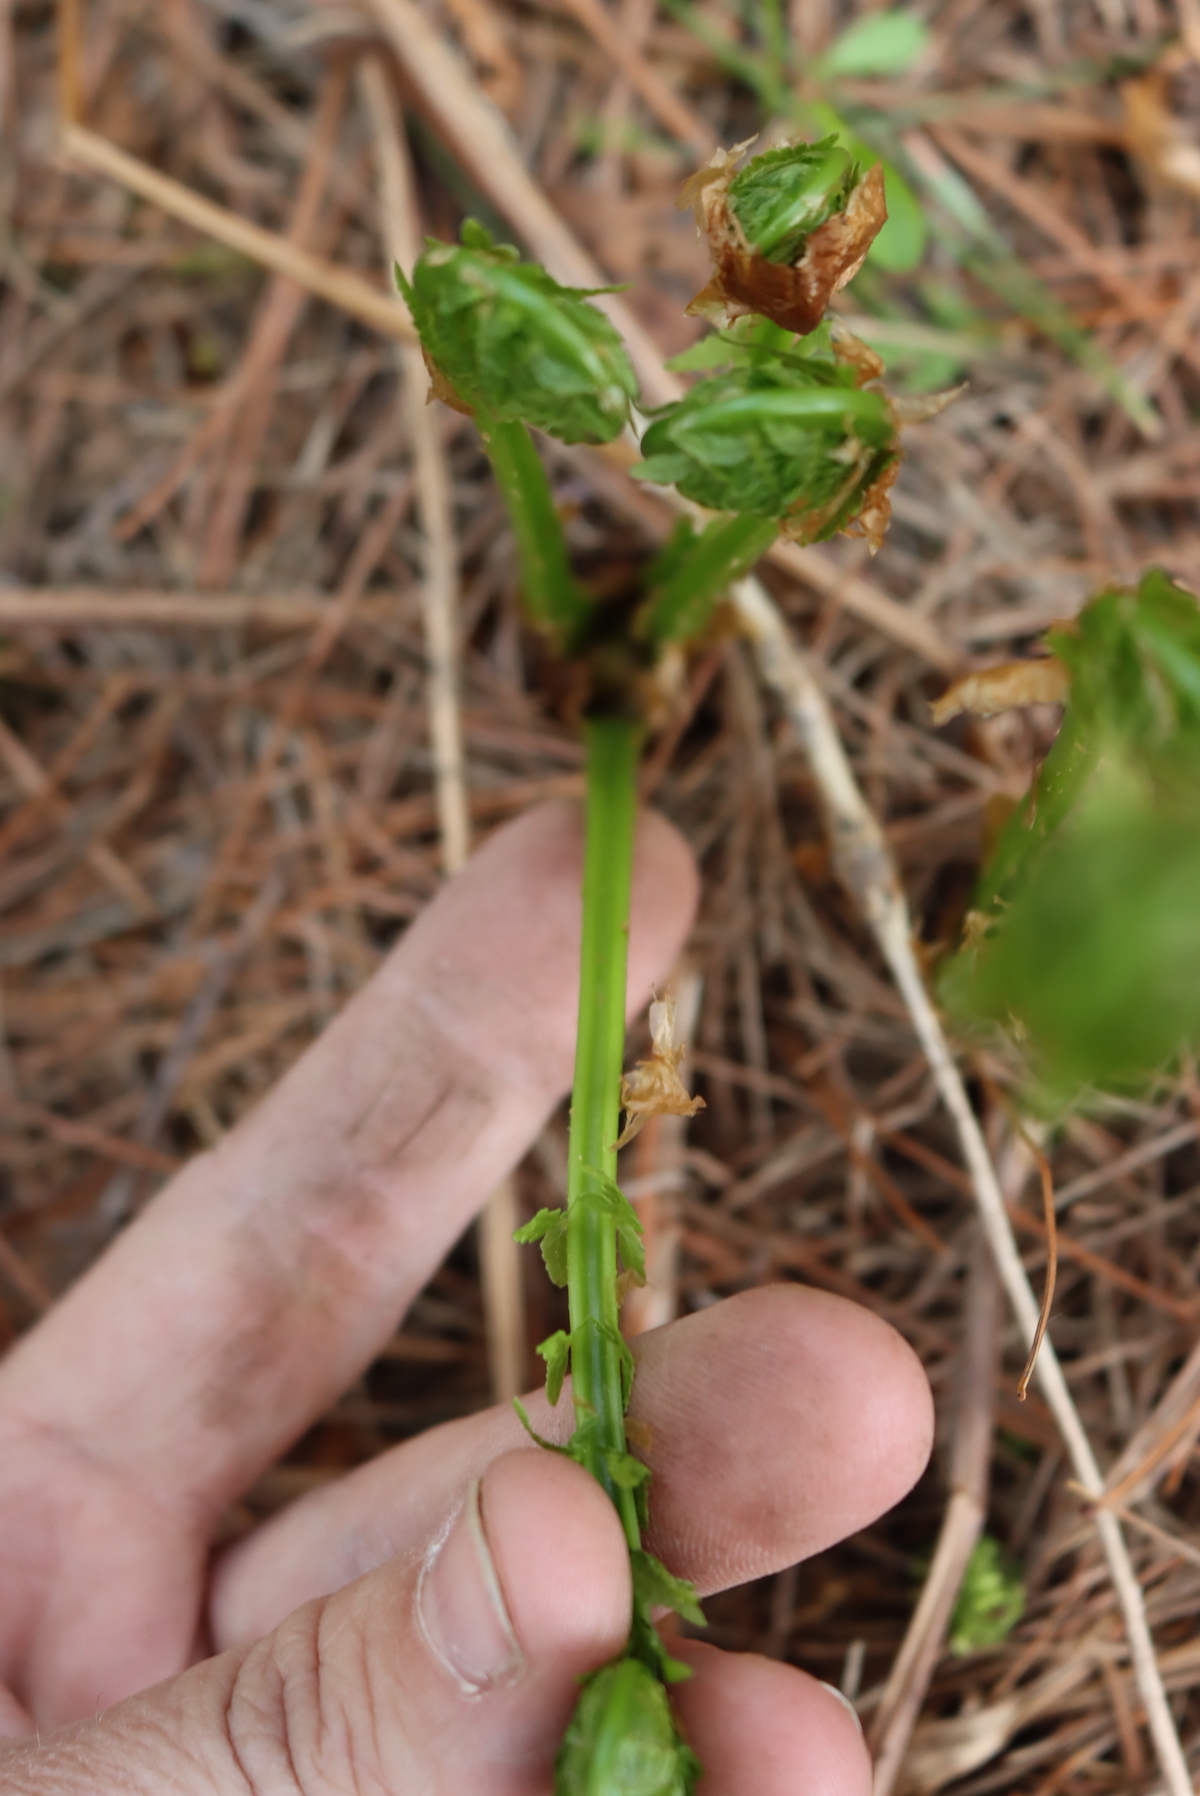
[843,452,901,554]
[1122,44,1200,198]
[931,657,1071,725]
[682,155,888,337]
[775,444,899,554]
[424,351,474,415]
[616,995,705,1147]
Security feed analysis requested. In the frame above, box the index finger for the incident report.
[0,801,697,1522]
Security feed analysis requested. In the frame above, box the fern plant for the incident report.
[400,135,939,1793]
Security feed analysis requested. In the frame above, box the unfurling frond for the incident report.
[680,135,887,338]
[556,1657,702,1796]
[634,325,900,552]
[396,221,638,445]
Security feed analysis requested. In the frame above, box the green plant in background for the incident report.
[940,569,1200,1103]
[949,1536,1025,1655]
[400,132,919,1794]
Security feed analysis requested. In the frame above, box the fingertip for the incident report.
[635,1285,935,1589]
[479,1450,632,1671]
[848,1296,935,1506]
[671,1643,872,1796]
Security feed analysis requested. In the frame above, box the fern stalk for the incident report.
[566,715,643,1548]
[477,410,591,645]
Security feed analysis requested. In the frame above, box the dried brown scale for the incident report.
[616,994,706,1148]
[681,151,887,337]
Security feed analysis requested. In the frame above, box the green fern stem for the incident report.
[476,411,592,646]
[641,512,779,645]
[567,714,643,1550]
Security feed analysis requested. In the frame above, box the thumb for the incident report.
[1,1451,632,1795]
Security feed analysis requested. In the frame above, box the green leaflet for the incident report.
[639,512,779,646]
[727,136,858,265]
[556,1657,702,1796]
[631,1549,706,1628]
[396,221,638,445]
[786,102,929,274]
[605,1448,652,1492]
[514,1205,569,1286]
[515,1178,644,1290]
[630,1610,695,1686]
[627,1546,705,1683]
[634,362,896,539]
[525,1317,634,1410]
[667,311,836,374]
[941,569,1200,1098]
[512,1397,572,1454]
[580,1172,646,1285]
[538,1330,573,1406]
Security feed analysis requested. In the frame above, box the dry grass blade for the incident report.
[548,0,715,159]
[871,1241,1000,1796]
[0,589,338,630]
[59,123,414,347]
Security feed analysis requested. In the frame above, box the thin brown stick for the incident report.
[95,873,285,1225]
[0,589,344,630]
[1007,1201,1196,1325]
[363,0,679,407]
[188,482,413,939]
[57,124,414,347]
[1017,1133,1058,1401]
[0,1092,179,1174]
[0,713,152,916]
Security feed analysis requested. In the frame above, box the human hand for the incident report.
[0,801,932,1794]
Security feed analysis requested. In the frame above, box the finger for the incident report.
[671,1642,871,1796]
[3,1454,873,1796]
[0,803,696,1522]
[0,1683,32,1743]
[2,1451,634,1790]
[211,1284,933,1650]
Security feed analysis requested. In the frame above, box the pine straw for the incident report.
[3,0,1200,1789]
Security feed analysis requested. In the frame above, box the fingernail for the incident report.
[418,1479,526,1694]
[818,1681,864,1736]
